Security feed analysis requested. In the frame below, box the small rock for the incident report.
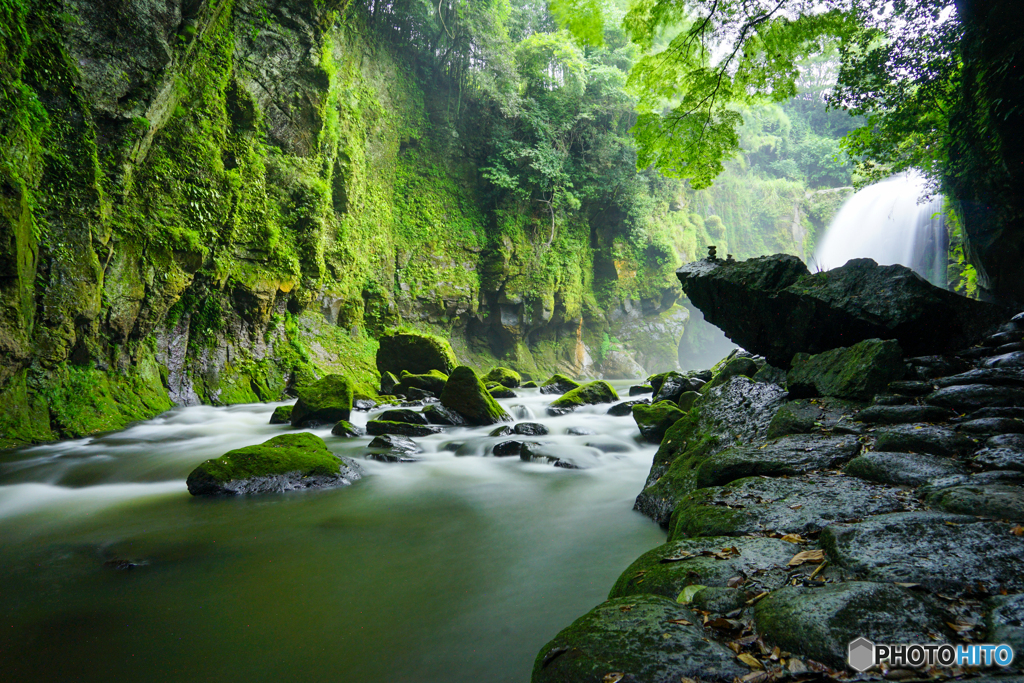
[857,404,953,424]
[989,433,1024,449]
[290,375,354,428]
[331,420,363,438]
[985,330,1024,347]
[538,374,581,395]
[366,451,421,463]
[380,371,399,395]
[489,425,513,437]
[520,442,599,469]
[677,391,700,411]
[693,434,861,489]
[766,400,822,438]
[701,357,759,393]
[888,380,936,395]
[547,381,618,416]
[380,408,430,425]
[629,384,654,396]
[376,331,457,376]
[422,404,468,426]
[269,405,293,425]
[935,367,1024,388]
[583,438,632,453]
[513,422,548,436]
[607,399,650,417]
[631,401,686,443]
[492,440,526,457]
[367,433,422,453]
[691,587,747,614]
[365,421,443,437]
[565,427,595,436]
[353,399,377,411]
[439,366,512,425]
[483,367,521,388]
[487,384,516,399]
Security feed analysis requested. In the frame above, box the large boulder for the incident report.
[632,401,686,443]
[375,330,458,377]
[547,381,619,416]
[676,255,1006,367]
[483,367,522,388]
[290,375,353,427]
[787,338,905,400]
[439,366,512,425]
[538,374,581,395]
[393,369,448,397]
[186,433,360,495]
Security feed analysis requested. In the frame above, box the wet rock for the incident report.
[754,582,951,670]
[365,421,444,437]
[973,448,1024,471]
[290,375,354,427]
[635,378,788,526]
[857,404,953,424]
[367,433,421,453]
[788,339,905,400]
[989,434,1024,450]
[937,368,1024,388]
[888,380,936,396]
[394,369,448,397]
[653,372,699,403]
[766,400,822,438]
[694,434,861,489]
[631,401,686,444]
[380,371,399,395]
[520,442,599,469]
[873,423,977,457]
[376,331,458,376]
[676,255,1006,367]
[670,473,914,540]
[920,470,1024,495]
[986,594,1024,657]
[583,438,632,454]
[405,387,435,401]
[907,355,969,380]
[983,351,1024,368]
[871,394,913,406]
[752,362,788,386]
[677,391,700,412]
[422,403,468,426]
[186,433,361,496]
[380,408,430,425]
[513,422,548,436]
[492,440,527,457]
[547,381,619,416]
[844,451,967,486]
[532,595,747,683]
[968,407,1024,420]
[483,367,521,388]
[986,330,1024,347]
[366,451,421,463]
[701,356,759,393]
[489,425,513,437]
[607,399,650,417]
[539,374,581,395]
[353,399,377,411]
[997,342,1024,354]
[439,366,512,426]
[330,420,363,438]
[958,417,1024,434]
[566,427,595,436]
[927,384,1024,411]
[691,587,748,614]
[487,384,517,399]
[925,484,1024,522]
[629,384,654,396]
[522,381,539,388]
[269,405,293,424]
[820,511,1024,594]
[609,536,799,600]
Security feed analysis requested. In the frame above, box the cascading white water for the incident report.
[812,172,948,287]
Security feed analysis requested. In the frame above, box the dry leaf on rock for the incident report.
[787,549,825,567]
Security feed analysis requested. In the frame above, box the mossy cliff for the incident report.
[0,0,830,449]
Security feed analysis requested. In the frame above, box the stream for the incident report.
[0,381,664,682]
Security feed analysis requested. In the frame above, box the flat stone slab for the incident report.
[983,351,1024,368]
[694,434,861,489]
[857,404,954,424]
[872,423,977,457]
[532,595,747,683]
[820,511,1024,594]
[670,473,917,540]
[957,417,1024,434]
[935,367,1024,388]
[609,536,800,600]
[365,420,444,437]
[926,484,1024,522]
[973,448,1024,471]
[927,384,1024,411]
[754,582,951,670]
[844,451,967,487]
[986,594,1024,657]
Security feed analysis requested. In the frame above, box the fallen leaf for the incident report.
[741,672,768,683]
[787,549,825,567]
[780,533,807,544]
[661,552,695,563]
[737,653,764,670]
[788,504,803,510]
[770,646,781,661]
[603,674,624,683]
[727,641,742,654]
[619,604,634,612]
[727,576,745,588]
[787,659,808,674]
[1011,525,1024,537]
[706,617,740,631]
[946,620,976,633]
[667,618,693,625]
[676,584,706,604]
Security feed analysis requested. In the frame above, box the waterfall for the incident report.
[812,172,948,287]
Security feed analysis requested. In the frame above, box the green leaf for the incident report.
[676,584,707,604]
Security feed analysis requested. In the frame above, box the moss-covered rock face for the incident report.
[290,375,354,427]
[439,366,512,425]
[394,370,448,397]
[376,331,458,377]
[700,356,759,393]
[631,400,686,443]
[487,384,516,399]
[547,381,619,416]
[788,338,905,400]
[538,374,581,395]
[532,595,747,683]
[483,367,521,388]
[269,405,294,425]
[186,433,359,496]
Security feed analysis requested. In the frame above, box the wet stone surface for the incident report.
[872,423,977,457]
[693,434,861,489]
[925,483,1024,522]
[843,451,968,487]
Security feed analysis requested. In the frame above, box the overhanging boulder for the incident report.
[676,255,1006,367]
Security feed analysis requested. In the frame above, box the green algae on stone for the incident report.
[186,433,359,496]
[488,384,516,399]
[700,356,758,393]
[547,381,618,416]
[538,374,581,395]
[394,369,448,396]
[376,330,458,377]
[483,367,521,388]
[269,405,294,425]
[439,366,512,425]
[290,375,354,427]
[531,595,746,683]
[330,420,361,437]
[632,400,686,443]
[788,338,905,400]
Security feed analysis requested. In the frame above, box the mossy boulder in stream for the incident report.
[632,401,686,443]
[439,366,512,425]
[483,367,521,388]
[290,375,354,427]
[376,331,458,377]
[186,433,360,496]
[787,338,905,400]
[547,381,619,416]
[532,595,746,683]
[269,405,293,425]
[394,370,448,397]
[538,374,581,395]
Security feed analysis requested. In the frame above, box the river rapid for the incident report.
[0,382,664,682]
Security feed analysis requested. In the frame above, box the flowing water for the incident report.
[0,383,664,682]
[812,172,948,286]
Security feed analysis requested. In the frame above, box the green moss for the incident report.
[483,366,521,388]
[439,365,511,425]
[186,432,343,493]
[376,329,458,376]
[548,380,618,414]
[269,405,294,425]
[632,400,686,443]
[290,374,353,426]
[540,373,581,393]
[395,369,448,396]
